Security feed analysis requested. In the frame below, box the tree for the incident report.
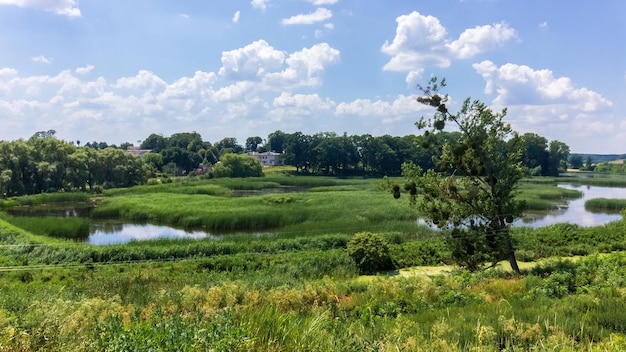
[283,132,313,172]
[569,154,583,169]
[215,137,243,155]
[245,136,263,152]
[547,140,570,176]
[213,154,263,178]
[518,133,549,176]
[140,133,168,153]
[267,130,288,153]
[393,78,525,272]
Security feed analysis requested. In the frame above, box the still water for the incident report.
[88,222,217,245]
[5,184,626,245]
[515,184,626,228]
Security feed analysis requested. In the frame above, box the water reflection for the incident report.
[515,184,625,228]
[89,222,214,245]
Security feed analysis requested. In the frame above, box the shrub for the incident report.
[347,232,395,274]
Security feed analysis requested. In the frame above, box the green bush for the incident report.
[347,232,395,274]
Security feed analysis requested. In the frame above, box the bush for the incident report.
[347,232,395,274]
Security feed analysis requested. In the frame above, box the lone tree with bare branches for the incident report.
[394,77,525,272]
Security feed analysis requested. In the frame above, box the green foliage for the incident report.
[347,232,395,274]
[402,77,525,272]
[213,153,263,178]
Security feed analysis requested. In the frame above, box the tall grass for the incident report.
[6,192,91,206]
[4,216,89,240]
[585,198,626,212]
[3,252,626,350]
[516,183,582,211]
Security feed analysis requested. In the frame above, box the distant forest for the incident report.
[0,129,579,197]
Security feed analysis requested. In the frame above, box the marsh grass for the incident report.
[585,198,626,212]
[5,216,89,240]
[516,183,582,210]
[5,192,90,206]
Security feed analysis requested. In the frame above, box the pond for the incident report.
[4,183,625,245]
[88,221,219,245]
[515,184,626,227]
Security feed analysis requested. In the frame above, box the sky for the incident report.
[0,0,625,153]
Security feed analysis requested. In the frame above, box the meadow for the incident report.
[0,170,625,350]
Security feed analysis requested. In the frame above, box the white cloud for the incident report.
[446,22,517,59]
[539,21,548,30]
[473,60,612,111]
[264,43,340,87]
[273,92,335,109]
[114,70,167,92]
[473,60,615,144]
[218,40,286,81]
[381,12,517,80]
[0,0,81,17]
[305,0,338,4]
[75,65,94,75]
[281,8,332,25]
[381,11,450,71]
[0,39,343,144]
[31,55,53,64]
[250,0,268,11]
[232,11,240,23]
[405,70,424,88]
[336,95,426,123]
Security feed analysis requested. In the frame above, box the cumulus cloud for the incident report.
[0,0,81,17]
[250,0,268,11]
[218,40,286,81]
[381,12,517,79]
[75,65,94,75]
[446,23,517,59]
[281,8,332,25]
[381,11,449,71]
[0,40,342,144]
[232,11,240,23]
[473,60,612,111]
[31,55,53,64]
[473,60,615,143]
[336,95,427,123]
[264,43,340,87]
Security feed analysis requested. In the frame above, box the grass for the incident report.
[585,198,626,212]
[1,173,626,349]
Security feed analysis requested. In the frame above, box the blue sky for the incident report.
[0,0,624,153]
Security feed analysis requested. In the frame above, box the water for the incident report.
[515,184,626,227]
[5,184,626,244]
[88,222,217,245]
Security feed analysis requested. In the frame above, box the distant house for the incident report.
[125,146,152,158]
[248,151,282,166]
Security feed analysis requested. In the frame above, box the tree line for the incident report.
[0,129,570,197]
[0,131,148,197]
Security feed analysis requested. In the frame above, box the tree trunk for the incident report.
[505,235,520,273]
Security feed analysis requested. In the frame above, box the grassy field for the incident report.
[0,170,625,350]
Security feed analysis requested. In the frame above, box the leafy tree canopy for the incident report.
[388,77,525,272]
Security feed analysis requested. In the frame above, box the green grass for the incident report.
[3,173,626,350]
[2,192,91,207]
[516,182,583,211]
[3,216,89,241]
[585,198,626,212]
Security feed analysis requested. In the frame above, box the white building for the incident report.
[248,151,282,166]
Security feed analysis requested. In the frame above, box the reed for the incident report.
[4,216,89,240]
[585,198,626,212]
